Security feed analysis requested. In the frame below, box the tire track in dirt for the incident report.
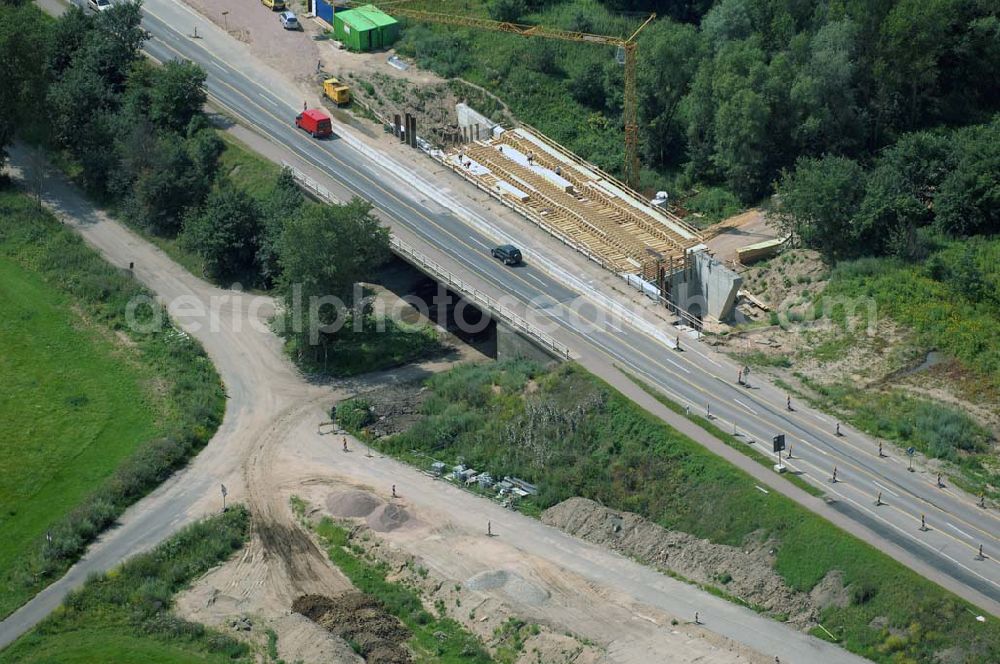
[241,396,352,605]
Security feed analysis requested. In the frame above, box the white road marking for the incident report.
[467,235,491,250]
[733,398,757,415]
[948,522,973,540]
[526,273,549,289]
[873,481,899,498]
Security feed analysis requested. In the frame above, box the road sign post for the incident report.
[772,434,786,473]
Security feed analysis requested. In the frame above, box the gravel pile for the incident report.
[326,489,383,518]
[464,569,550,606]
[366,503,412,532]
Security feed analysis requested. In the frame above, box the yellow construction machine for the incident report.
[323,78,351,106]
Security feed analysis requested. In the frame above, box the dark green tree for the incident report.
[790,19,862,156]
[184,123,224,185]
[712,87,770,201]
[258,168,305,285]
[489,0,526,23]
[183,186,263,281]
[278,199,390,352]
[0,4,52,167]
[125,135,212,235]
[935,120,1000,236]
[48,6,94,76]
[774,155,867,259]
[148,60,207,133]
[87,0,149,92]
[569,62,605,108]
[637,19,703,167]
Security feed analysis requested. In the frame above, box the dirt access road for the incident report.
[0,146,869,662]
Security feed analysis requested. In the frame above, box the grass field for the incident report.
[0,508,251,664]
[0,258,158,603]
[0,188,224,619]
[343,360,1000,663]
[0,628,238,664]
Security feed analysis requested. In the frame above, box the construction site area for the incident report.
[444,125,704,283]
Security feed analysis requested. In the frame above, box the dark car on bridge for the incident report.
[490,244,522,266]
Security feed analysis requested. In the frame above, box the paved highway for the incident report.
[131,0,1000,616]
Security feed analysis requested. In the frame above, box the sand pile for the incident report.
[542,497,822,626]
[366,503,411,532]
[464,569,550,606]
[326,489,384,518]
[293,592,412,664]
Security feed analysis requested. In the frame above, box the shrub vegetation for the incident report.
[0,507,252,664]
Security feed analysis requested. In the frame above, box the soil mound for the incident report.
[542,497,819,626]
[293,592,412,664]
[464,569,550,606]
[367,502,411,532]
[326,489,383,518]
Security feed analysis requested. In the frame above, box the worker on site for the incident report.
[342,437,348,452]
[392,484,397,498]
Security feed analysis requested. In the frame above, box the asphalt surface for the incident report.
[1,0,996,651]
[132,0,1000,614]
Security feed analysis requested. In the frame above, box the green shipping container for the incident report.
[333,5,399,52]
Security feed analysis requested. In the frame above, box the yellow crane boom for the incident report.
[354,3,654,187]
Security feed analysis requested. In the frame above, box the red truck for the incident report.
[295,109,332,138]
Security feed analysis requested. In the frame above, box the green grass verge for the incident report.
[355,360,999,663]
[735,350,793,369]
[312,518,494,663]
[0,188,224,619]
[0,507,252,664]
[216,132,283,198]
